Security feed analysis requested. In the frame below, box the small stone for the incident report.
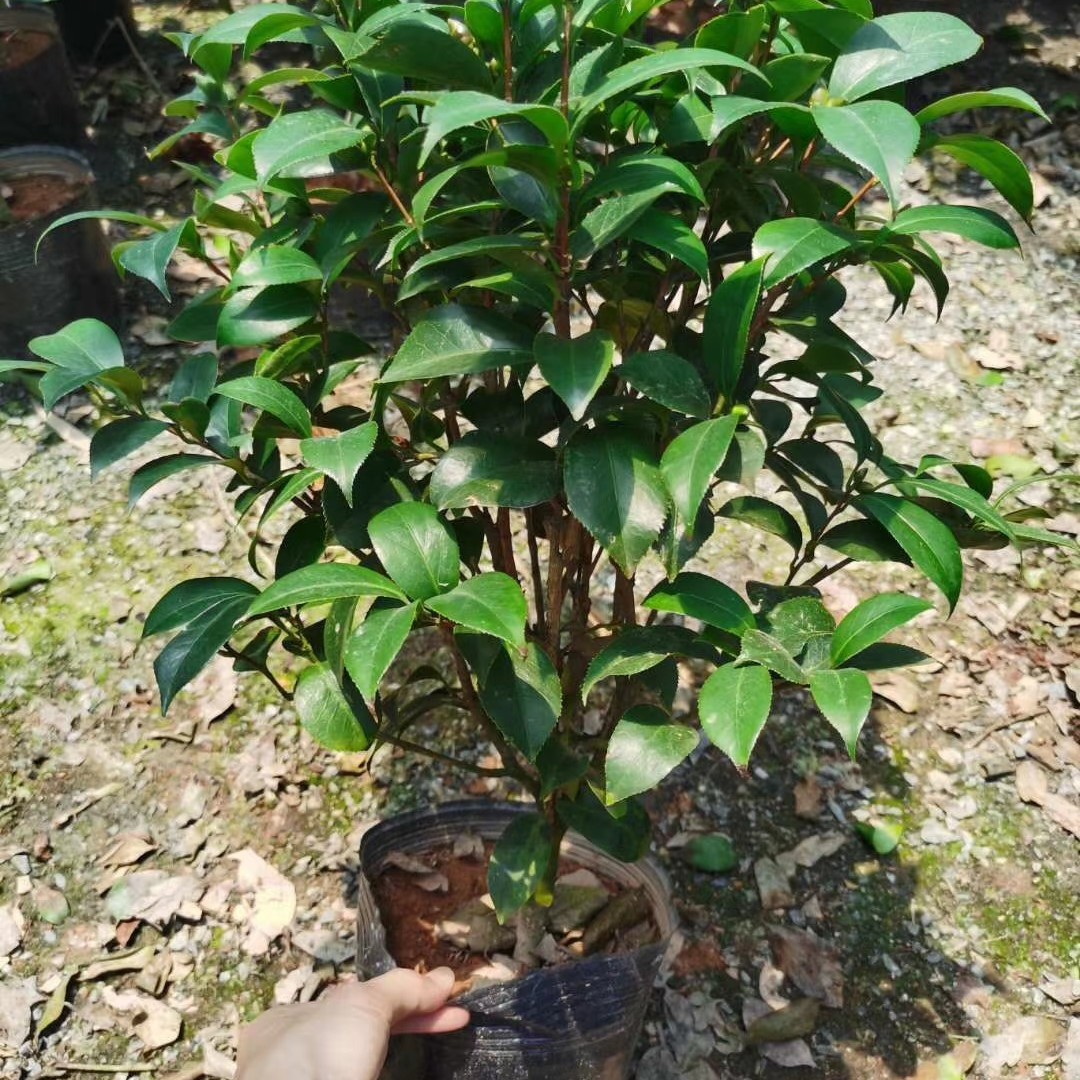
[754,858,794,910]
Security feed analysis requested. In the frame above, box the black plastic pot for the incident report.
[53,0,137,64]
[357,801,677,1080]
[0,7,83,149]
[0,146,120,358]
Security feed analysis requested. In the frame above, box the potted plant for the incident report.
[4,0,1072,1074]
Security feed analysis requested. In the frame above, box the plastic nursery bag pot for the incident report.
[0,146,120,358]
[0,6,84,149]
[356,801,678,1080]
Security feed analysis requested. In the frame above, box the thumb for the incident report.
[365,967,459,1027]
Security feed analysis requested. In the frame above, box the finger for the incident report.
[360,967,458,1027]
[391,1005,471,1036]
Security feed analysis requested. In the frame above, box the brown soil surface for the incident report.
[1,173,84,223]
[0,29,53,70]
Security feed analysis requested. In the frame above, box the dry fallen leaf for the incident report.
[982,1015,1065,1074]
[80,945,157,982]
[0,905,25,957]
[742,998,816,1067]
[1015,761,1080,839]
[105,870,203,927]
[101,986,183,1050]
[230,849,297,956]
[776,832,847,876]
[0,977,42,1047]
[872,673,921,713]
[769,928,844,1008]
[793,775,824,819]
[274,964,315,1005]
[99,833,157,869]
[754,857,794,910]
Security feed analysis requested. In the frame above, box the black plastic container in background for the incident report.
[0,146,120,358]
[0,7,84,149]
[54,0,137,64]
[356,802,678,1080]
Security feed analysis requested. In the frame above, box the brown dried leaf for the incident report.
[0,977,40,1047]
[101,987,183,1050]
[793,776,824,819]
[1015,761,1080,839]
[0,904,25,957]
[80,945,157,982]
[99,833,156,869]
[769,928,843,1008]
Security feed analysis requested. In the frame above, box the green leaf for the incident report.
[830,593,932,666]
[605,705,699,803]
[819,518,909,563]
[343,602,418,704]
[625,210,710,282]
[702,256,766,404]
[895,474,1016,541]
[167,289,226,343]
[299,423,377,507]
[154,592,253,713]
[247,563,406,615]
[360,21,492,91]
[828,13,981,103]
[192,3,320,53]
[696,6,767,59]
[90,418,168,479]
[233,245,324,288]
[565,426,669,576]
[477,642,561,760]
[488,813,553,922]
[145,577,258,638]
[841,642,933,672]
[294,662,375,751]
[398,235,542,301]
[854,820,902,855]
[778,438,845,490]
[582,625,714,702]
[537,739,590,799]
[426,572,527,648]
[620,351,710,418]
[929,134,1034,221]
[811,101,919,209]
[717,495,803,551]
[914,87,1048,126]
[684,833,737,873]
[809,668,873,756]
[556,787,650,862]
[534,330,614,421]
[753,218,855,287]
[739,629,807,684]
[170,353,218,403]
[571,189,668,262]
[763,596,835,662]
[418,91,568,164]
[368,502,460,601]
[887,205,1019,250]
[858,492,963,610]
[644,572,755,635]
[217,285,318,349]
[214,375,313,437]
[660,416,738,526]
[429,433,559,510]
[29,319,123,371]
[117,220,194,300]
[381,304,533,383]
[699,662,773,767]
[573,48,759,132]
[128,454,219,508]
[251,110,359,182]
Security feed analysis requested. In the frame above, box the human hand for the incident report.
[235,967,470,1080]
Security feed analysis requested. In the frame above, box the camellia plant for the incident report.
[5,0,1072,921]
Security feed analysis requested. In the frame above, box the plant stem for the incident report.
[835,176,877,221]
[527,510,547,639]
[553,0,574,338]
[222,645,292,700]
[373,162,416,228]
[501,0,513,102]
[376,731,513,778]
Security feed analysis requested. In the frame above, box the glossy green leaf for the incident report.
[154,592,253,713]
[831,593,933,666]
[888,205,1019,250]
[739,629,807,684]
[819,518,910,563]
[699,662,773,767]
[534,331,614,421]
[854,820,903,855]
[145,577,258,638]
[426,572,527,647]
[90,418,168,479]
[565,426,669,576]
[477,642,561,760]
[294,661,375,751]
[828,13,981,103]
[128,454,219,508]
[702,256,766,403]
[717,495,803,551]
[536,740,589,799]
[343,602,418,704]
[117,220,194,300]
[170,353,218,403]
[858,492,963,610]
[895,474,1016,540]
[299,423,377,507]
[398,235,541,300]
[360,21,492,91]
[842,642,933,671]
[214,375,313,437]
[914,86,1048,126]
[382,304,533,382]
[233,245,324,288]
[251,110,360,182]
[753,218,855,287]
[247,563,406,615]
[929,134,1034,221]
[419,91,568,163]
[368,502,460,601]
[660,415,738,526]
[809,668,873,756]
[29,319,123,372]
[811,101,919,209]
[488,813,553,922]
[581,624,711,702]
[606,705,699,802]
[556,787,650,862]
[620,351,710,418]
[217,285,318,349]
[167,289,225,343]
[763,597,835,664]
[626,210,710,282]
[644,572,755,635]
[429,433,559,510]
[684,833,737,873]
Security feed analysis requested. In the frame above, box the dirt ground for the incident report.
[0,1,1078,1079]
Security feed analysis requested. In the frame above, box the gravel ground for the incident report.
[1,2,1078,1078]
